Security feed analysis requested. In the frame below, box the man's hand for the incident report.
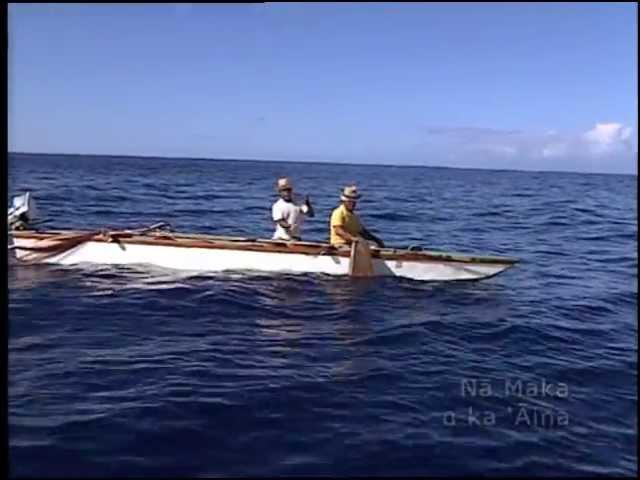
[277,220,291,230]
[304,195,315,217]
[360,227,384,248]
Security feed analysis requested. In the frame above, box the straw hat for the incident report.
[340,185,362,201]
[276,177,293,191]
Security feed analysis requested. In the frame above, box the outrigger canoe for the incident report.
[8,193,518,282]
[9,228,517,282]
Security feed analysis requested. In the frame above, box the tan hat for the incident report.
[340,185,362,201]
[276,177,293,191]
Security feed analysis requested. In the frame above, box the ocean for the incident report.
[8,153,638,476]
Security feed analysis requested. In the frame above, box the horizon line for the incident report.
[8,150,637,177]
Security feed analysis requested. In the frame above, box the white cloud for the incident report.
[541,142,569,158]
[583,122,631,144]
[423,122,636,173]
[582,122,633,155]
[479,145,518,157]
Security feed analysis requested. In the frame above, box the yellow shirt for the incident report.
[330,204,362,245]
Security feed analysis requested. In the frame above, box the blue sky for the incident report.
[8,3,638,173]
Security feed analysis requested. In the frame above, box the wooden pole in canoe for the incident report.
[349,238,375,277]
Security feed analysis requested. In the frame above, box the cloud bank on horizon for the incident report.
[422,122,636,174]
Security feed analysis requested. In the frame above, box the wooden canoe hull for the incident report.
[10,230,518,282]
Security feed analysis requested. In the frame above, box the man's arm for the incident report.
[304,195,315,218]
[334,225,358,244]
[275,219,291,230]
[360,227,385,248]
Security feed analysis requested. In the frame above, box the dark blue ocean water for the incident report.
[8,153,638,477]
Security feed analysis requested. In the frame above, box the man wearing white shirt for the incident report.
[271,177,314,241]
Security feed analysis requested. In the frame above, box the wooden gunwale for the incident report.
[11,230,519,265]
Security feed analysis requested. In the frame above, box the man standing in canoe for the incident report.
[329,185,385,248]
[271,177,315,241]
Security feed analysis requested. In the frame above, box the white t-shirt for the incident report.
[272,198,309,240]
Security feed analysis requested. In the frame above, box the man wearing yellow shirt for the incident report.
[329,185,385,248]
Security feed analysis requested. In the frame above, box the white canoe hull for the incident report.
[10,232,517,282]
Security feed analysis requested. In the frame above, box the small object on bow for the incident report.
[8,192,38,231]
